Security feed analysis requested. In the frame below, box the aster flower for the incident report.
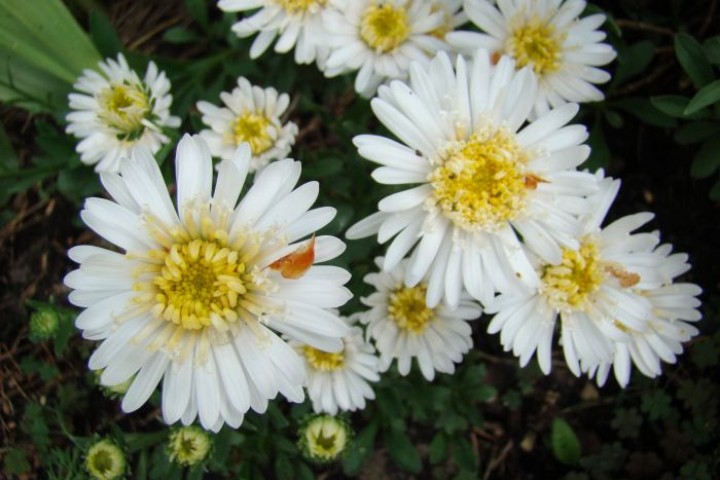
[218,0,330,66]
[66,53,180,173]
[347,50,599,308]
[585,241,702,387]
[85,439,126,480]
[298,414,351,463]
[322,0,451,97]
[291,315,380,415]
[167,426,213,466]
[447,0,617,117]
[64,135,352,432]
[197,77,298,172]
[360,257,481,380]
[485,175,702,380]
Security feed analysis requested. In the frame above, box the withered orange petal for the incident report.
[269,235,316,279]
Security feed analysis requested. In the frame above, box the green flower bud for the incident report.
[298,414,351,463]
[85,439,126,480]
[167,426,213,467]
[28,308,59,343]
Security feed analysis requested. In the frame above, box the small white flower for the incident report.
[291,315,380,415]
[485,175,702,381]
[64,134,352,432]
[66,54,180,173]
[322,0,451,97]
[197,77,298,172]
[347,50,599,308]
[219,0,331,66]
[585,242,702,387]
[361,257,482,380]
[448,0,617,117]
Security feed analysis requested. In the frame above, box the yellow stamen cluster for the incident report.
[507,16,564,76]
[303,345,346,371]
[388,284,434,334]
[429,128,530,232]
[541,241,604,311]
[167,426,212,467]
[85,439,126,480]
[232,111,274,155]
[98,83,150,139]
[360,3,410,53]
[276,0,326,14]
[152,239,250,330]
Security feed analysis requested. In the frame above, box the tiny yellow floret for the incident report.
[507,16,564,75]
[541,241,604,311]
[98,83,150,138]
[360,3,410,53]
[233,111,273,154]
[276,0,326,14]
[388,284,435,334]
[303,345,346,371]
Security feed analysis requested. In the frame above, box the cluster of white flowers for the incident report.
[62,0,702,435]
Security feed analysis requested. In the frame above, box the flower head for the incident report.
[298,414,351,463]
[197,77,298,172]
[85,439,126,480]
[28,308,60,343]
[448,0,617,117]
[322,0,452,97]
[66,54,180,173]
[347,50,599,308]
[361,257,481,380]
[65,135,352,431]
[291,315,380,415]
[485,175,702,381]
[167,426,213,466]
[219,0,330,66]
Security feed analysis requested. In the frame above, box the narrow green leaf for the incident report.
[685,79,720,115]
[709,178,720,201]
[428,432,448,465]
[387,429,422,473]
[690,137,720,178]
[342,421,378,476]
[0,122,17,171]
[704,36,720,65]
[585,119,610,171]
[612,40,655,86]
[274,454,294,480]
[651,95,693,117]
[163,27,198,44]
[185,0,209,29]
[453,438,478,473]
[551,418,581,466]
[613,97,678,128]
[89,10,123,58]
[674,121,720,145]
[675,33,715,88]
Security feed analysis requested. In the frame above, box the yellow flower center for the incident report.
[98,83,150,139]
[388,284,434,334]
[507,17,564,76]
[541,241,603,311]
[168,427,212,466]
[233,111,274,155]
[303,416,349,461]
[86,440,125,480]
[429,127,530,232]
[303,345,346,371]
[276,0,326,14]
[360,3,410,53]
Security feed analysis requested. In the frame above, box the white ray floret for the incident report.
[66,54,181,173]
[360,257,482,381]
[290,315,380,415]
[197,76,298,172]
[321,0,452,97]
[485,175,702,381]
[347,50,599,308]
[64,135,352,432]
[448,0,617,117]
[219,0,331,66]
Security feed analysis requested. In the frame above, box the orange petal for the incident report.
[524,174,548,190]
[269,235,316,279]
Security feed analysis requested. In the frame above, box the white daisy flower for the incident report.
[346,50,599,308]
[585,242,702,387]
[66,53,181,173]
[196,77,298,173]
[219,0,330,66]
[64,134,352,432]
[485,175,701,379]
[291,315,380,415]
[360,257,482,381]
[447,0,617,117]
[322,0,451,97]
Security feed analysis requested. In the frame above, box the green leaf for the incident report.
[651,95,709,119]
[428,432,448,465]
[0,122,17,171]
[613,97,677,128]
[709,178,720,201]
[3,448,30,475]
[453,437,478,473]
[185,0,209,29]
[703,36,720,65]
[274,454,294,479]
[675,33,715,88]
[89,10,123,58]
[612,40,655,86]
[387,428,422,473]
[674,121,720,145]
[585,119,610,171]
[690,137,720,178]
[342,422,378,476]
[163,27,198,44]
[551,418,581,466]
[685,79,720,115]
[640,389,673,421]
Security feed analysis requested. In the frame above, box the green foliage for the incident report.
[551,418,581,466]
